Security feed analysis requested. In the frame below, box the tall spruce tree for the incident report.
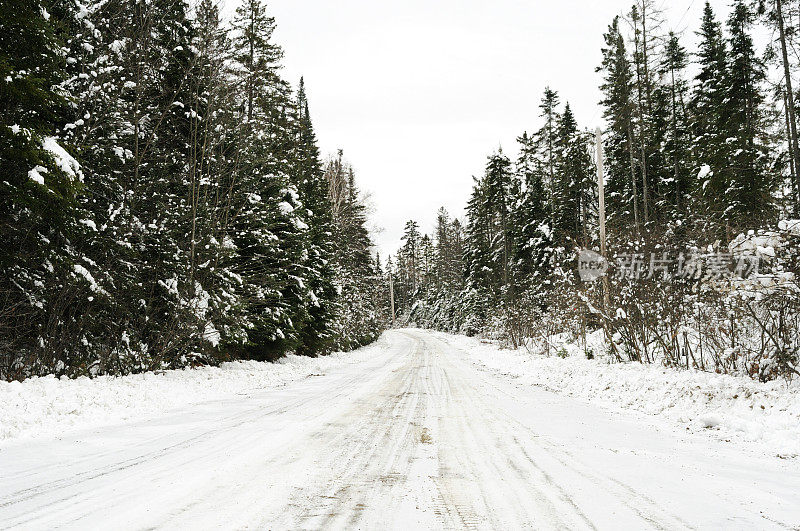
[721,0,773,229]
[229,0,309,359]
[292,78,338,355]
[0,0,84,375]
[533,87,561,222]
[691,1,729,224]
[483,151,515,295]
[598,16,640,233]
[660,32,691,216]
[512,132,552,298]
[553,104,596,247]
[325,153,383,350]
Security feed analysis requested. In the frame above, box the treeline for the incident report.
[0,0,385,380]
[391,0,800,381]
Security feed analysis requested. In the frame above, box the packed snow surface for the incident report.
[1,329,799,529]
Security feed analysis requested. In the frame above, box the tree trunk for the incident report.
[670,67,680,211]
[627,116,641,234]
[784,91,798,210]
[777,0,800,214]
[247,6,255,122]
[632,18,650,225]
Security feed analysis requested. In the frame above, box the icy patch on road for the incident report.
[0,336,392,444]
[431,330,800,457]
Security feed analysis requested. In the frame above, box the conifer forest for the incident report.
[1,0,385,379]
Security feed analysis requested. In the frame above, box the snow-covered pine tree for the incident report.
[329,157,383,349]
[483,150,515,297]
[229,0,310,360]
[512,131,552,301]
[291,78,338,355]
[659,32,691,219]
[399,220,422,298]
[0,0,84,378]
[598,16,640,234]
[532,87,561,223]
[721,0,774,231]
[462,176,494,336]
[137,0,212,368]
[461,150,516,331]
[552,104,596,248]
[691,1,729,228]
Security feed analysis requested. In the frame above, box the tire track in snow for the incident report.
[426,331,693,530]
[1,330,799,529]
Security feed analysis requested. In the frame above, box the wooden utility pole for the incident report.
[596,126,621,361]
[596,128,610,312]
[389,272,396,328]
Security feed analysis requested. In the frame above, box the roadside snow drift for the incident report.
[0,335,393,443]
[432,330,800,457]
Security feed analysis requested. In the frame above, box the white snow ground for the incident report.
[1,329,799,529]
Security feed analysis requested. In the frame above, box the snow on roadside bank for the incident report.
[0,335,393,444]
[433,330,800,458]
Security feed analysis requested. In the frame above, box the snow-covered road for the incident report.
[1,329,799,529]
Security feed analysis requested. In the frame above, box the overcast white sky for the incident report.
[224,0,733,257]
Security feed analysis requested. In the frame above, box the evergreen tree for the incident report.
[598,16,640,232]
[512,132,551,295]
[721,0,774,229]
[226,0,306,359]
[464,174,492,319]
[325,153,383,350]
[691,1,729,223]
[400,220,422,297]
[233,0,282,123]
[660,32,691,216]
[433,207,452,290]
[553,104,596,246]
[292,78,338,355]
[462,150,515,318]
[483,150,515,295]
[533,87,561,220]
[0,0,82,375]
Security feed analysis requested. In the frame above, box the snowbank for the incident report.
[0,336,390,444]
[434,330,800,457]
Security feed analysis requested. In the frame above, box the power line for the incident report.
[676,0,698,31]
